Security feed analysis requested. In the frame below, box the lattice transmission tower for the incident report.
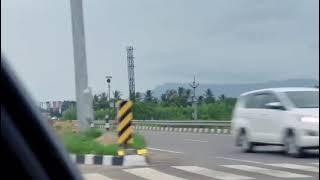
[126,46,135,100]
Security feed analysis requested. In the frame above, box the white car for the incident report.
[231,87,319,157]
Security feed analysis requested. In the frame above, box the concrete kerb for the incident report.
[71,154,147,166]
[211,128,215,133]
[204,128,209,133]
[223,128,229,134]
[217,129,221,134]
[133,125,230,135]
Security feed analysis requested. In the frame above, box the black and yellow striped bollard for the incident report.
[116,100,134,156]
[116,100,148,156]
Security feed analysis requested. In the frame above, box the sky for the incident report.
[1,0,319,101]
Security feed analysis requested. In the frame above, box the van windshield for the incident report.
[285,91,319,108]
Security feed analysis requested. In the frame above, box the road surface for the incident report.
[80,130,319,180]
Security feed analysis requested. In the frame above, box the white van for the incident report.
[231,87,319,157]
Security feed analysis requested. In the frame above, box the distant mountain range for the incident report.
[152,79,319,98]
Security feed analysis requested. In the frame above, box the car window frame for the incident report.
[244,91,285,110]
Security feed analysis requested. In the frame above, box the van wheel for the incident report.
[239,131,254,153]
[283,133,304,158]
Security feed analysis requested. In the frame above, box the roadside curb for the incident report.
[70,154,148,166]
[134,126,231,134]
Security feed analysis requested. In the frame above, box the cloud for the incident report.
[1,0,318,101]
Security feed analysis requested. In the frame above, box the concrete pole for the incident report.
[70,0,93,131]
[189,76,199,120]
[107,83,111,101]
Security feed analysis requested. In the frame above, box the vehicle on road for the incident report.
[231,87,319,157]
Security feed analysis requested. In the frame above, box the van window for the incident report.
[244,95,259,108]
[285,91,319,108]
[255,93,280,109]
[245,93,280,109]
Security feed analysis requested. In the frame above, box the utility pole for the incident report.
[105,76,112,101]
[70,0,93,131]
[189,76,199,120]
[126,46,135,100]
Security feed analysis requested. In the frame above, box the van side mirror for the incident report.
[265,102,286,110]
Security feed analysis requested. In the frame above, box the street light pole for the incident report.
[106,76,112,101]
[189,76,199,120]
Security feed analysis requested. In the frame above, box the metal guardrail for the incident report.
[92,120,231,128]
[132,120,231,127]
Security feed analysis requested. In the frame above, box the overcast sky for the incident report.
[1,0,319,101]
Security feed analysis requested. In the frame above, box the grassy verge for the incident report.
[129,133,146,149]
[59,128,146,155]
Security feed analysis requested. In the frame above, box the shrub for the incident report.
[61,106,77,120]
[130,133,146,149]
[82,128,102,139]
[61,133,118,155]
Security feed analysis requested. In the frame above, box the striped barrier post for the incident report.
[116,100,147,156]
[116,100,134,156]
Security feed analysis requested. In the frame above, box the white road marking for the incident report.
[83,173,113,180]
[311,162,319,166]
[172,166,253,180]
[123,155,148,166]
[222,165,311,178]
[184,139,208,143]
[148,147,184,154]
[124,167,188,180]
[216,157,264,164]
[267,163,319,173]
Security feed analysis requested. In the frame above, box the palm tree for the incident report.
[135,92,142,102]
[198,95,204,104]
[178,87,184,97]
[113,90,122,101]
[92,95,100,110]
[161,93,167,102]
[204,89,215,103]
[218,94,226,101]
[144,90,154,103]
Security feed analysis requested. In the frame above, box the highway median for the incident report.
[53,121,147,156]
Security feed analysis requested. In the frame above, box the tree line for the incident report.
[61,87,236,120]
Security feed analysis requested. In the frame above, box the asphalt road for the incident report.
[80,130,319,180]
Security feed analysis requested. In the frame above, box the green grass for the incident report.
[82,128,103,139]
[60,128,146,155]
[129,133,146,149]
[61,132,118,155]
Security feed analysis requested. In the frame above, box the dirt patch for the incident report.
[52,120,80,134]
[95,132,117,145]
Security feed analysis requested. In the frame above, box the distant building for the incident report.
[41,112,50,120]
[38,100,76,117]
